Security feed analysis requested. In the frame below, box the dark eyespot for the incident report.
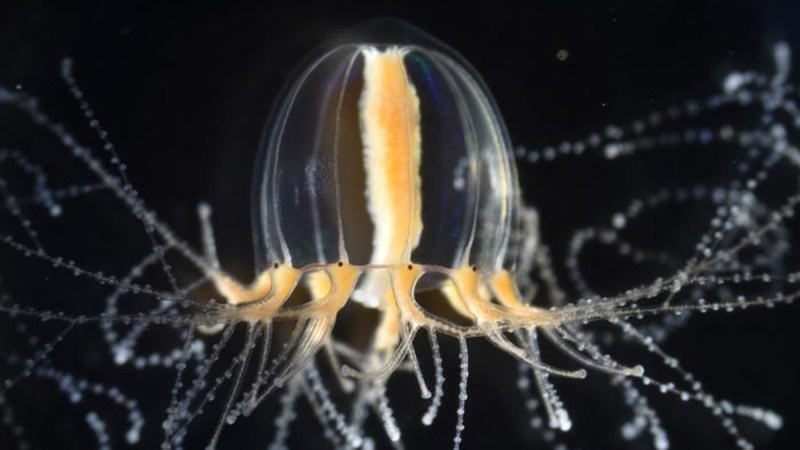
[407,264,413,270]
[337,261,344,267]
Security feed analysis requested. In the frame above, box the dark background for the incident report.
[1,1,799,449]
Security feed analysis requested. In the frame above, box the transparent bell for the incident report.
[252,19,521,284]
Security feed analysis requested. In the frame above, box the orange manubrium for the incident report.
[360,47,423,264]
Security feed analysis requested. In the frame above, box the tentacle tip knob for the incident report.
[629,365,645,377]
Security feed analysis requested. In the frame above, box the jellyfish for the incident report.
[0,18,798,450]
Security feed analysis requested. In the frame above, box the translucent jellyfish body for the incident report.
[0,18,799,450]
[208,24,556,441]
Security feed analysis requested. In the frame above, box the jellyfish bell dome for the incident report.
[253,19,522,299]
